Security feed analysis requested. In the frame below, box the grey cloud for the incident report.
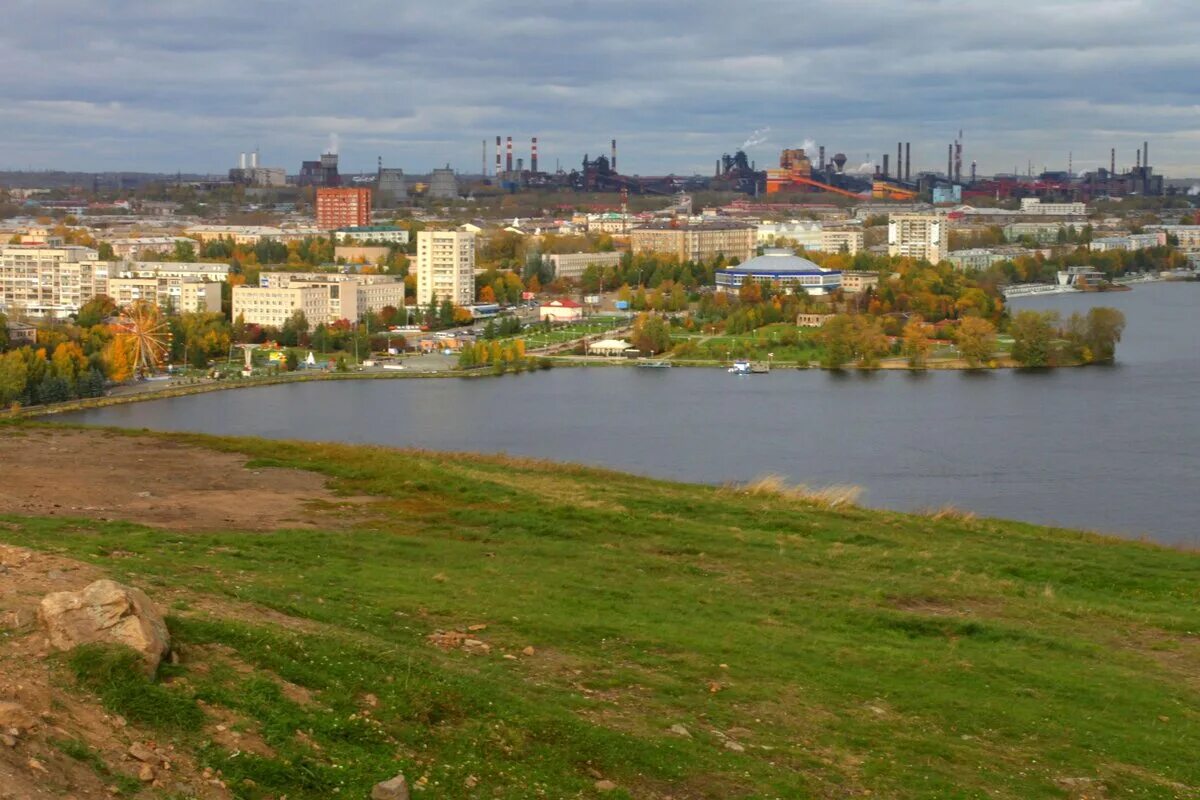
[1,0,1198,175]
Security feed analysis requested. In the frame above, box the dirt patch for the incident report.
[0,428,372,532]
[0,543,230,799]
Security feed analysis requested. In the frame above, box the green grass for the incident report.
[66,644,205,732]
[51,737,144,796]
[4,425,1200,798]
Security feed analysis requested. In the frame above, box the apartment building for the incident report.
[334,226,409,245]
[1019,198,1087,216]
[840,270,880,294]
[416,230,476,307]
[630,220,755,264]
[546,251,624,280]
[0,244,109,318]
[234,273,405,327]
[1089,232,1167,252]
[105,237,195,259]
[887,214,948,263]
[820,229,864,255]
[316,187,372,230]
[1150,225,1200,252]
[108,276,222,313]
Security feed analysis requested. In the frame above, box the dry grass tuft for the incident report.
[923,504,978,523]
[738,474,863,509]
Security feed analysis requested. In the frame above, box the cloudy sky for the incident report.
[3,0,1199,177]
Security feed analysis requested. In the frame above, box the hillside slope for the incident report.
[0,425,1197,799]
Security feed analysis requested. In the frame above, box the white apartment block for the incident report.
[819,229,864,255]
[123,262,232,283]
[334,226,410,245]
[0,244,110,318]
[105,237,196,259]
[757,221,822,249]
[546,251,624,280]
[1089,232,1166,253]
[1150,225,1200,252]
[416,230,475,307]
[233,276,405,328]
[1019,198,1087,216]
[108,276,222,314]
[888,214,948,263]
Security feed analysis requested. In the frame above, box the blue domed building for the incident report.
[714,248,842,296]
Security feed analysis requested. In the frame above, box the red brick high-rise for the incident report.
[316,187,372,230]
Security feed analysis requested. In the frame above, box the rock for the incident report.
[128,743,162,764]
[521,646,535,656]
[27,758,47,773]
[723,739,745,752]
[594,779,619,792]
[138,763,156,782]
[0,702,35,732]
[38,580,170,674]
[668,723,691,738]
[1,734,16,747]
[371,773,410,800]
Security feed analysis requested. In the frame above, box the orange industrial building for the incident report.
[316,187,372,230]
[765,149,863,199]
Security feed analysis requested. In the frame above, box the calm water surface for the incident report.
[65,283,1200,544]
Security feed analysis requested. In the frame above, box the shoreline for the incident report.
[7,354,1088,419]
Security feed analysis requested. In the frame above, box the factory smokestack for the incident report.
[1136,148,1141,169]
[1143,140,1149,167]
[531,137,538,173]
[611,139,617,172]
[897,143,902,180]
[948,144,953,180]
[506,136,513,173]
[495,136,501,176]
[251,151,258,169]
[1111,148,1116,175]
[818,145,825,171]
[971,160,977,183]
[905,142,911,182]
[239,152,246,170]
[883,154,889,179]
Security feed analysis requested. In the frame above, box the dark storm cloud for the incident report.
[2,0,1199,175]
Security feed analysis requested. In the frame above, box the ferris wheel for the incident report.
[116,300,172,376]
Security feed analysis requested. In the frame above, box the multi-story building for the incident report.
[233,275,404,328]
[1003,222,1080,244]
[586,213,633,234]
[334,226,409,245]
[631,220,755,264]
[1089,232,1166,252]
[546,251,624,281]
[946,248,1009,271]
[1020,198,1087,216]
[122,262,232,283]
[756,221,822,249]
[1151,225,1200,252]
[316,188,372,230]
[185,225,287,246]
[105,237,196,260]
[108,276,222,313]
[0,244,110,318]
[840,270,880,294]
[888,214,948,263]
[819,229,864,255]
[416,230,475,307]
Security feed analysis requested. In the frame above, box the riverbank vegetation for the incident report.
[1,426,1197,798]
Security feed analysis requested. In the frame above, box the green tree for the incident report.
[172,240,197,261]
[0,311,8,351]
[1010,310,1059,367]
[77,295,117,328]
[902,316,934,369]
[956,317,997,367]
[819,315,856,369]
[630,313,671,355]
[0,350,28,405]
[1084,307,1126,363]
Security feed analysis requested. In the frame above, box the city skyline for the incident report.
[3,0,1200,176]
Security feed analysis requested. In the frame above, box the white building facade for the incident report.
[416,230,475,307]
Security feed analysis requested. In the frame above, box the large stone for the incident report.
[0,702,35,732]
[38,580,170,673]
[371,773,410,800]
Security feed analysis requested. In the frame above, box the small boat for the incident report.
[728,360,752,375]
[636,360,672,368]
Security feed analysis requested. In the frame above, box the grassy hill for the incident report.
[2,424,1198,798]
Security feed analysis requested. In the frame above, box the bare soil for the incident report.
[0,428,370,532]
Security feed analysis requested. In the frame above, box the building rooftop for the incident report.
[722,249,834,274]
[634,219,754,231]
